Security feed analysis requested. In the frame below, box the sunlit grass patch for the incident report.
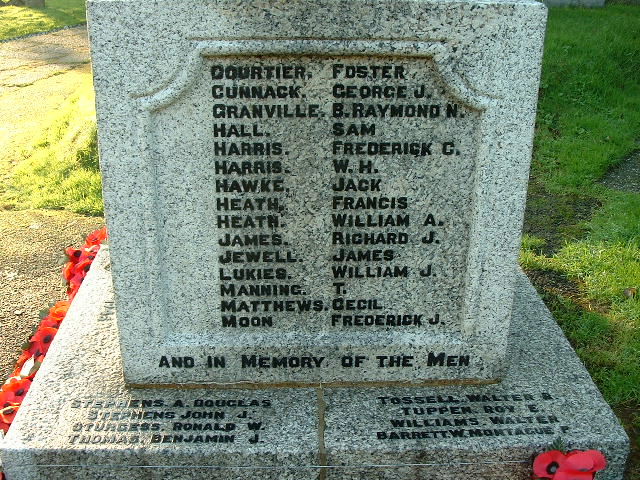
[557,242,640,309]
[522,239,640,405]
[1,75,102,215]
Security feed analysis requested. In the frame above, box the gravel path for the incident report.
[0,211,103,381]
[0,26,102,382]
[600,150,640,193]
[0,25,89,90]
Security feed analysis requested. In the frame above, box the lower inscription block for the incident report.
[0,248,629,479]
[322,279,630,479]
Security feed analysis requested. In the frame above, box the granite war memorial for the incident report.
[0,0,630,478]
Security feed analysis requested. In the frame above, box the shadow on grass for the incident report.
[0,0,86,41]
[523,179,602,255]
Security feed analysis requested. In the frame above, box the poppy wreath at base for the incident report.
[533,449,607,480]
[0,227,108,480]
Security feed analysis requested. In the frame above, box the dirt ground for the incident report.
[0,210,102,381]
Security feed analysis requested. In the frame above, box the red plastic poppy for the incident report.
[48,301,70,319]
[534,449,607,480]
[85,226,108,247]
[64,247,83,264]
[41,303,68,328]
[0,390,18,408]
[10,365,22,379]
[62,261,75,282]
[14,349,31,369]
[0,402,19,424]
[28,327,59,357]
[75,257,93,275]
[39,317,61,329]
[1,378,31,401]
[565,450,607,472]
[67,271,84,287]
[66,268,87,296]
[553,471,595,480]
[30,326,58,345]
[76,245,99,264]
[67,277,84,300]
[86,243,101,254]
[63,248,95,284]
[533,450,567,478]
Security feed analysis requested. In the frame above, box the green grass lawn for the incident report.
[524,3,640,403]
[522,5,640,477]
[0,69,103,216]
[0,0,86,41]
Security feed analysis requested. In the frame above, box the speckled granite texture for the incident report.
[87,0,547,386]
[0,249,628,479]
[1,250,321,480]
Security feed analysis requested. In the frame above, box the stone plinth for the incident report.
[87,0,547,386]
[0,249,628,479]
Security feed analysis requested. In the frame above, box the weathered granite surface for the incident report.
[0,249,628,479]
[1,250,320,480]
[87,0,547,386]
[323,279,629,479]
